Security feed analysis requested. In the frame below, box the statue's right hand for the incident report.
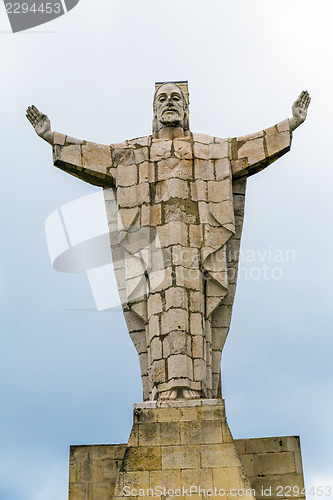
[26,105,54,145]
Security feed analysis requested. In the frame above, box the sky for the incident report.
[0,0,333,499]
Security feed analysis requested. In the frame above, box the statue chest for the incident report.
[114,136,233,232]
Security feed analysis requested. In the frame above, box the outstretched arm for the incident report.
[231,91,311,180]
[26,105,115,188]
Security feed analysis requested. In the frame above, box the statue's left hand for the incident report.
[290,91,311,131]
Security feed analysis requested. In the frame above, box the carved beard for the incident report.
[159,109,182,127]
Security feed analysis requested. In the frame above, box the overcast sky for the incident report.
[0,1,333,499]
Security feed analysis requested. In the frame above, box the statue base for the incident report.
[68,400,306,499]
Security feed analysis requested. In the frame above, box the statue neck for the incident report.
[156,126,190,140]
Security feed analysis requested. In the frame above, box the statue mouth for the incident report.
[163,107,179,114]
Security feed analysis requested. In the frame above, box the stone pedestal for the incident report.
[69,400,306,500]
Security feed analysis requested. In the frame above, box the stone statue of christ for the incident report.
[27,83,310,401]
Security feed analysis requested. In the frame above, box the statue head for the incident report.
[152,82,189,137]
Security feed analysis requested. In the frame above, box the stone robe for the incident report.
[53,119,292,400]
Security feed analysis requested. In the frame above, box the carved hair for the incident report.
[152,83,189,137]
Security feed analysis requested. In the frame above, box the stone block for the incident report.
[212,327,228,350]
[190,313,203,336]
[88,482,114,500]
[209,141,229,159]
[238,138,265,165]
[82,142,112,173]
[165,287,187,310]
[194,159,214,179]
[69,483,88,500]
[61,144,83,167]
[149,337,163,362]
[208,179,231,203]
[212,307,232,329]
[127,136,150,147]
[122,470,150,490]
[193,133,214,144]
[168,354,193,379]
[215,158,231,180]
[149,469,182,489]
[149,267,173,293]
[157,159,192,181]
[155,178,189,202]
[139,161,154,183]
[161,444,201,469]
[213,467,242,490]
[122,446,162,471]
[134,147,149,164]
[191,179,207,201]
[180,420,223,445]
[192,334,204,358]
[189,224,202,247]
[277,118,290,133]
[182,468,214,489]
[265,125,291,157]
[250,473,305,498]
[174,140,193,159]
[244,437,288,454]
[163,331,191,358]
[158,222,188,247]
[117,185,138,207]
[172,246,199,268]
[193,358,206,380]
[163,201,198,225]
[54,132,66,145]
[201,443,241,468]
[161,308,189,334]
[148,293,163,317]
[112,147,135,166]
[176,266,203,291]
[117,164,138,187]
[256,452,296,475]
[189,291,204,313]
[156,407,182,422]
[150,140,172,161]
[151,359,166,384]
[159,421,181,446]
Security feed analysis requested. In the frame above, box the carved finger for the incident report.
[31,104,40,114]
[30,109,40,120]
[301,91,310,109]
[301,91,309,106]
[305,94,311,109]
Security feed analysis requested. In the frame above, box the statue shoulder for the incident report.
[126,136,151,148]
[192,133,229,144]
[110,135,150,150]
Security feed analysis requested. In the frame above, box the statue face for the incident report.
[155,83,186,128]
